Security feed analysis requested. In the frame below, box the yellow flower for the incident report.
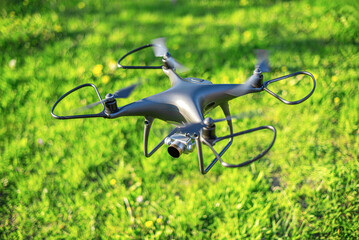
[102,75,110,84]
[240,0,248,6]
[78,2,86,9]
[145,220,153,228]
[332,76,338,82]
[156,217,162,224]
[334,97,340,104]
[243,30,252,43]
[54,24,62,32]
[110,179,116,185]
[92,64,103,77]
[313,73,318,80]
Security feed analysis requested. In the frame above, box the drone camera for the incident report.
[165,133,195,158]
[168,140,186,158]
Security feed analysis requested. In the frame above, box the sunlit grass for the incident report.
[1,0,358,239]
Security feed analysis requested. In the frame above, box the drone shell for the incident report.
[107,68,261,124]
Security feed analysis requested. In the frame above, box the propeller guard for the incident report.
[117,39,188,73]
[117,44,163,70]
[51,83,107,119]
[263,71,316,105]
[199,125,276,172]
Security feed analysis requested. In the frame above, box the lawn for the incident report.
[1,0,358,239]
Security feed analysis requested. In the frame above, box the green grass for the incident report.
[1,0,359,239]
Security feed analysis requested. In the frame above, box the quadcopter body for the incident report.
[108,68,258,123]
[51,38,316,174]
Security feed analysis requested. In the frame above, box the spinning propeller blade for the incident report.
[240,49,271,90]
[256,49,270,72]
[169,58,189,73]
[113,84,137,98]
[213,111,262,123]
[152,38,168,57]
[76,98,106,111]
[151,37,189,73]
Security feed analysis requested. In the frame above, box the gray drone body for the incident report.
[51,39,316,174]
[109,68,260,124]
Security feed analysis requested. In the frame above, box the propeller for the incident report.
[152,38,168,57]
[239,49,271,89]
[255,49,270,73]
[151,38,189,73]
[225,49,271,97]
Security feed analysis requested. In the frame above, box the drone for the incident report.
[51,38,316,174]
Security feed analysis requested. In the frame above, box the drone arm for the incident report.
[162,68,185,86]
[205,125,276,168]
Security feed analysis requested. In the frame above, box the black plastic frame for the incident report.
[263,71,316,105]
[51,83,107,119]
[117,44,163,70]
[196,125,276,174]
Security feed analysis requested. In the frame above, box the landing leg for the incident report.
[143,117,176,157]
[196,103,234,174]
